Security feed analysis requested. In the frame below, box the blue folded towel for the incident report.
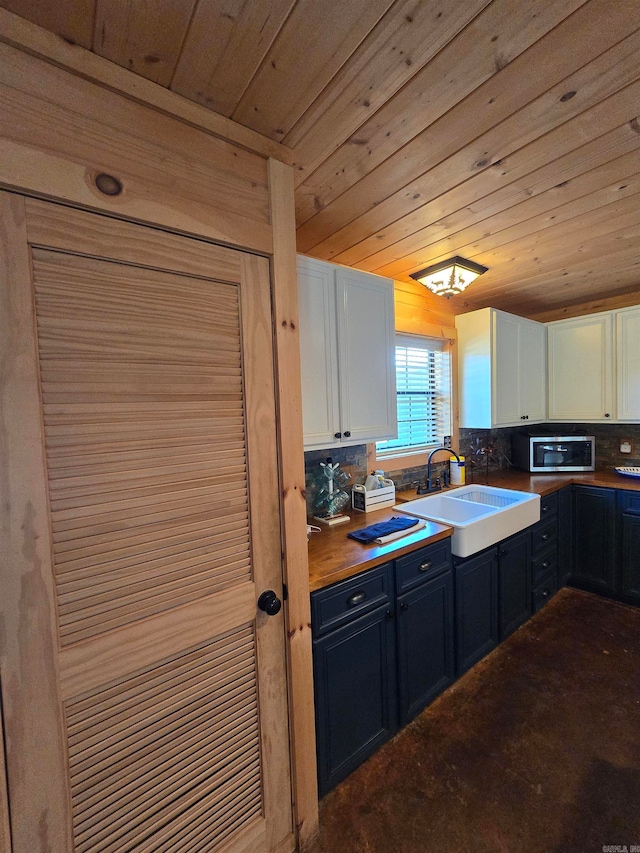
[348,516,420,544]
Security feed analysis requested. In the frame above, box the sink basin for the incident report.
[393,485,540,557]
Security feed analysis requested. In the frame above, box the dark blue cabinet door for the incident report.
[621,512,640,604]
[557,485,573,584]
[396,571,454,726]
[313,606,397,796]
[498,530,531,641]
[572,486,616,591]
[454,550,498,676]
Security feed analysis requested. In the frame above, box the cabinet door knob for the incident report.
[541,589,550,599]
[343,430,351,438]
[400,602,409,612]
[257,590,282,616]
[542,533,549,541]
[419,560,432,572]
[347,590,366,607]
[499,549,509,557]
[386,609,395,620]
[604,413,611,418]
[334,432,342,439]
[542,505,549,512]
[542,561,550,569]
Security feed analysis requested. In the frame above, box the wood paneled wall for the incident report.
[0,37,317,852]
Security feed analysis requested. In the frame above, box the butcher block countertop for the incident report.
[307,468,640,592]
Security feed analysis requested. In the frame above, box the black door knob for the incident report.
[258,590,282,616]
[343,430,351,438]
[334,432,342,439]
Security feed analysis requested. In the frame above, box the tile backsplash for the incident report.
[304,423,640,516]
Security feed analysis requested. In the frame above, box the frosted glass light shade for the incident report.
[410,256,488,298]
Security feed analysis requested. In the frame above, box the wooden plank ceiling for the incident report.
[2,0,640,320]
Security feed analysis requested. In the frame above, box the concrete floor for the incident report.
[306,588,640,853]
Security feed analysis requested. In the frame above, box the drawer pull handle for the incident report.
[419,560,432,572]
[347,590,366,607]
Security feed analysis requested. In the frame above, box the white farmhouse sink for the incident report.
[393,484,540,558]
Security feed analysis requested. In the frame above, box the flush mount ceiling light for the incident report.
[409,256,488,298]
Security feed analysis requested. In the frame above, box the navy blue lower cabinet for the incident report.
[396,570,454,727]
[454,549,498,676]
[572,485,616,592]
[619,491,640,605]
[557,485,573,584]
[498,530,531,641]
[313,604,397,797]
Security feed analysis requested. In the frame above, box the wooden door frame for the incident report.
[0,26,318,850]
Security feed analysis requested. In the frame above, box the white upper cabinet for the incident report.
[297,256,397,449]
[547,312,614,421]
[616,306,640,421]
[456,307,546,429]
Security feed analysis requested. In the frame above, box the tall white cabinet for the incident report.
[297,256,397,449]
[547,312,615,421]
[456,307,546,428]
[616,306,640,421]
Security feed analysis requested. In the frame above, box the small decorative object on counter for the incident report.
[450,455,465,485]
[352,470,396,512]
[312,458,351,525]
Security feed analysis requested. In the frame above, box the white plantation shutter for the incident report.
[377,334,451,454]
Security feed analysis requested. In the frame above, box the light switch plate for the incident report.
[620,440,633,454]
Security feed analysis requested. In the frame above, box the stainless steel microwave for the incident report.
[512,434,595,473]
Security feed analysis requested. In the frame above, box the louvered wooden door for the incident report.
[0,193,294,853]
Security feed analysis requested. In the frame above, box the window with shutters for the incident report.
[376,334,452,457]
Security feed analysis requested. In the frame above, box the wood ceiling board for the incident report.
[487,266,640,316]
[0,0,95,47]
[375,147,640,281]
[170,0,296,117]
[529,287,640,322]
[468,204,640,281]
[294,0,593,232]
[427,186,640,282]
[93,0,196,87]
[231,0,395,140]
[471,239,640,302]
[354,116,640,275]
[297,10,640,256]
[284,0,491,181]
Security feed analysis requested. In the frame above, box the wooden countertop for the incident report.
[308,468,640,593]
[307,510,451,592]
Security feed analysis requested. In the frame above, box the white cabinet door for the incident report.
[519,318,547,423]
[457,308,546,428]
[548,312,614,421]
[335,268,396,443]
[492,310,522,426]
[297,257,340,447]
[298,257,396,449]
[617,306,640,421]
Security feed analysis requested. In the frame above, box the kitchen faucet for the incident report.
[415,446,461,494]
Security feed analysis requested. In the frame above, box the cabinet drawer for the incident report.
[311,563,392,637]
[395,539,451,595]
[619,490,640,515]
[532,573,559,612]
[539,491,558,518]
[531,546,557,587]
[530,517,557,556]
